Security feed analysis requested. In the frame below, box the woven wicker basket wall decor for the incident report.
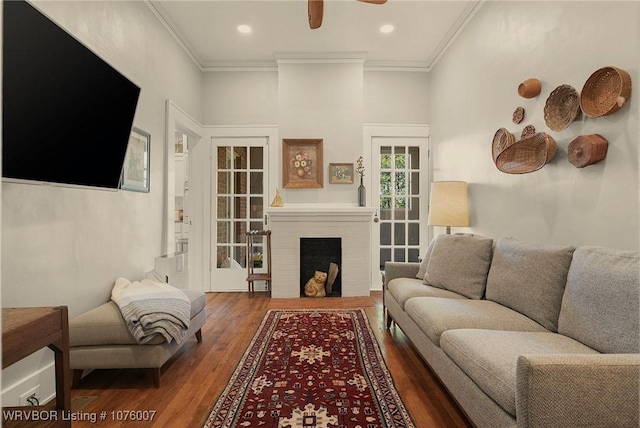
[492,128,516,163]
[544,84,581,132]
[568,134,609,168]
[495,132,557,174]
[580,66,632,117]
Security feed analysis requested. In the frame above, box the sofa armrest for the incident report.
[383,262,420,290]
[516,353,640,428]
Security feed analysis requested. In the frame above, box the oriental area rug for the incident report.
[203,309,415,428]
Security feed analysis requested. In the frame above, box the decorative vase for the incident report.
[358,177,366,207]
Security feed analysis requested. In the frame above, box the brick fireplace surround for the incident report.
[267,205,376,298]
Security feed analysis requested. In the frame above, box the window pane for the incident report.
[409,147,420,169]
[380,248,391,270]
[233,245,247,268]
[380,172,392,195]
[234,221,247,244]
[380,205,392,220]
[217,172,231,194]
[234,172,247,194]
[217,221,231,243]
[218,147,231,169]
[217,197,231,219]
[395,204,406,220]
[394,248,405,262]
[249,245,264,268]
[395,196,406,209]
[250,197,263,219]
[395,172,406,195]
[408,248,420,263]
[250,147,263,169]
[410,172,419,195]
[408,197,419,220]
[394,223,405,245]
[234,196,247,219]
[408,223,419,245]
[250,172,263,194]
[217,246,231,267]
[250,221,263,233]
[234,147,247,169]
[380,146,392,169]
[380,223,391,245]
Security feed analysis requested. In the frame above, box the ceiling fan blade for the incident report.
[358,0,388,4]
[308,0,323,29]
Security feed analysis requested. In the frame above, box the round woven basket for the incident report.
[492,128,515,163]
[495,132,557,174]
[544,84,581,132]
[568,134,609,168]
[580,66,632,117]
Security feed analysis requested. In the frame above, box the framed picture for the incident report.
[328,163,354,184]
[120,127,150,192]
[282,139,323,188]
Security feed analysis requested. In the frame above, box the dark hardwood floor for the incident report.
[62,291,471,427]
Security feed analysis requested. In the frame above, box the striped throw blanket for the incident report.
[111,277,191,345]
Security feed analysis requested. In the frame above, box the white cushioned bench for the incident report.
[69,288,206,388]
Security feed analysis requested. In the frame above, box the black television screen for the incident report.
[2,0,141,190]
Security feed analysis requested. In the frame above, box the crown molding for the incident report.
[275,52,368,65]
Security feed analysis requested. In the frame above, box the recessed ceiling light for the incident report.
[380,24,394,34]
[237,24,252,34]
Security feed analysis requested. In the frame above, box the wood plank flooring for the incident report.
[64,291,472,427]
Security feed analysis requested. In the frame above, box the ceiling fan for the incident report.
[308,0,387,29]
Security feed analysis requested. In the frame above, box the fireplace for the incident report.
[267,205,375,298]
[300,237,342,297]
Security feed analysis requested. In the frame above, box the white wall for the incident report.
[364,70,429,124]
[429,1,639,250]
[200,65,430,207]
[1,0,202,405]
[202,70,278,125]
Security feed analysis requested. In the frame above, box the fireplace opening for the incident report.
[300,237,342,297]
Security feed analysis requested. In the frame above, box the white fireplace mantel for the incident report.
[267,205,375,298]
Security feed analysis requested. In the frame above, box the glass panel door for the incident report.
[373,137,428,276]
[211,138,268,291]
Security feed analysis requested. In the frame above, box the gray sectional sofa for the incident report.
[384,234,639,428]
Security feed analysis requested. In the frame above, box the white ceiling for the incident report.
[148,0,483,70]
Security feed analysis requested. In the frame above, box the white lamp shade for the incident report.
[427,181,469,227]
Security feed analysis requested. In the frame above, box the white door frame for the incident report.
[363,124,430,290]
[201,126,279,292]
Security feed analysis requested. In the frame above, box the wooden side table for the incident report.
[2,306,71,427]
[246,230,272,294]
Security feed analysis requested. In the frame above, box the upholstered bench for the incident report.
[69,289,207,388]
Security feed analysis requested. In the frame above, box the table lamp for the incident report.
[427,181,469,234]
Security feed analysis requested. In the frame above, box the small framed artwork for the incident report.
[282,138,323,188]
[120,127,150,192]
[328,163,354,184]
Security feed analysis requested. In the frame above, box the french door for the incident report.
[368,127,429,288]
[210,137,269,291]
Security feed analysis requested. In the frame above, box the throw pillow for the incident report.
[416,237,437,279]
[485,238,575,332]
[424,234,494,299]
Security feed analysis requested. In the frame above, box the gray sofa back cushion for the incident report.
[558,246,639,354]
[416,237,437,279]
[424,234,493,299]
[486,238,575,332]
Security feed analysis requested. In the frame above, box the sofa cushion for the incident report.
[404,297,548,346]
[440,329,599,417]
[558,246,639,353]
[485,238,575,332]
[423,234,494,299]
[388,278,467,309]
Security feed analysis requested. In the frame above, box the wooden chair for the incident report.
[246,230,272,294]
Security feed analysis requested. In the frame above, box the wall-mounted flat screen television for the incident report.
[2,0,141,190]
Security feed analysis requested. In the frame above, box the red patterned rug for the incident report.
[203,309,415,428]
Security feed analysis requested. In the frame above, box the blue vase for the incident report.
[358,177,366,207]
